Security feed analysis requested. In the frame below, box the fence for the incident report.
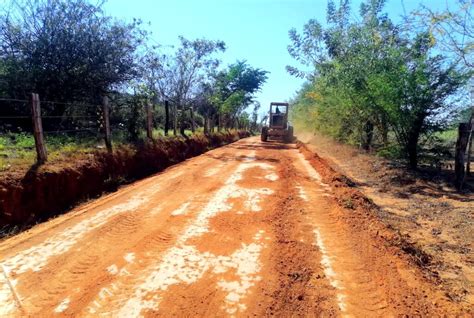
[0,93,158,168]
[0,93,252,171]
[454,108,474,190]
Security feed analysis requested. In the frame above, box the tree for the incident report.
[0,0,147,105]
[413,0,473,68]
[145,36,225,136]
[288,0,469,169]
[212,61,268,129]
[250,101,261,133]
[286,19,327,79]
[396,34,467,168]
[194,82,218,134]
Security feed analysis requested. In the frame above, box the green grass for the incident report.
[0,127,234,172]
[435,127,458,145]
[0,133,36,171]
[148,128,204,138]
[0,127,210,172]
[0,132,101,172]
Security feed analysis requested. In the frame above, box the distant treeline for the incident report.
[0,0,268,138]
[287,0,473,169]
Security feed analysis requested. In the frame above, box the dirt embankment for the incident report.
[0,131,250,228]
[0,137,469,316]
[297,141,471,315]
[298,142,471,317]
[297,131,474,308]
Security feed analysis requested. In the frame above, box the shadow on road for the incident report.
[203,140,294,164]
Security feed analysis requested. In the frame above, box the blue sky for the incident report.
[104,0,451,115]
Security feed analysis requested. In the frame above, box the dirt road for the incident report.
[0,137,465,317]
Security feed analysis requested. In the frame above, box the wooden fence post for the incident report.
[102,96,112,152]
[190,106,195,133]
[467,134,473,176]
[204,116,209,135]
[164,100,170,136]
[454,123,470,190]
[30,93,48,164]
[146,102,153,140]
[173,104,178,136]
[466,107,473,175]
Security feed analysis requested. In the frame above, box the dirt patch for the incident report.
[261,154,338,317]
[297,136,473,313]
[0,136,470,316]
[0,131,250,230]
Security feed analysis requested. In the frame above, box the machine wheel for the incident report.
[261,127,268,142]
[284,126,294,143]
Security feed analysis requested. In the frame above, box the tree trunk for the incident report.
[101,95,112,152]
[407,137,418,170]
[145,102,153,141]
[164,100,169,136]
[190,107,195,133]
[467,133,473,176]
[217,114,221,132]
[179,106,186,137]
[381,116,389,146]
[203,116,209,134]
[406,124,423,170]
[210,115,215,133]
[173,104,178,136]
[405,113,426,170]
[361,121,374,151]
[455,123,471,189]
[466,108,473,175]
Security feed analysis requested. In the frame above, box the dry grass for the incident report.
[297,130,474,305]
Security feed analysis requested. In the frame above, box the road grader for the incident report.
[261,102,294,142]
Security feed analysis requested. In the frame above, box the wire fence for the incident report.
[1,99,102,128]
[0,95,113,170]
[0,93,208,171]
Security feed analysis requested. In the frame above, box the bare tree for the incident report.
[144,37,225,136]
[413,0,473,68]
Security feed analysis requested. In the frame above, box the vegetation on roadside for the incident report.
[0,128,213,172]
[0,130,250,228]
[0,133,98,171]
[288,0,473,169]
[0,0,267,171]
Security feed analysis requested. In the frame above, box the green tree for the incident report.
[0,0,147,104]
[144,36,225,136]
[212,61,268,129]
[413,0,473,68]
[288,0,469,169]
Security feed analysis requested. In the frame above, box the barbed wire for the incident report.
[41,100,100,109]
[0,116,31,119]
[0,116,100,118]
[0,98,28,103]
[42,115,100,119]
[44,129,98,134]
[0,98,100,109]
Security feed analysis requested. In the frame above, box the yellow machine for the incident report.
[261,102,293,142]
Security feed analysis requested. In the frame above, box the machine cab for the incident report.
[269,102,288,129]
[261,102,293,142]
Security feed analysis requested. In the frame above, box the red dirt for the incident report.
[0,136,470,317]
[0,131,249,227]
[299,131,474,307]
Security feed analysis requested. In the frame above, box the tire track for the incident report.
[293,151,392,317]
[0,137,460,316]
[88,151,276,316]
[0,143,247,316]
